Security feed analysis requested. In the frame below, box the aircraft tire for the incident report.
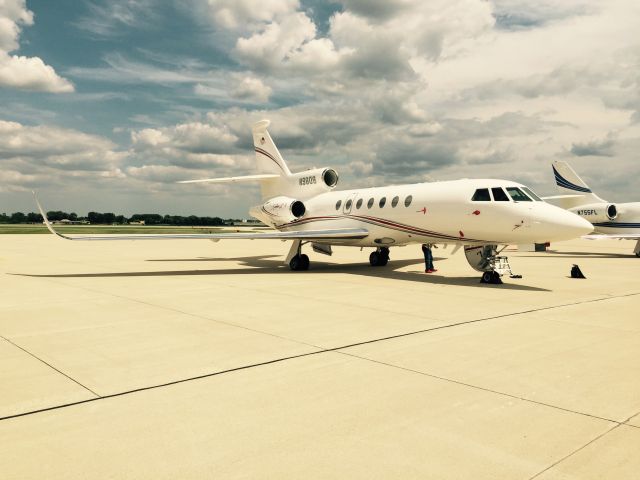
[300,254,310,270]
[369,251,381,266]
[481,271,492,283]
[289,255,301,271]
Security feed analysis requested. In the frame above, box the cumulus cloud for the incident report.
[235,12,318,70]
[230,75,272,102]
[204,0,299,29]
[570,133,617,157]
[0,0,73,92]
[0,120,126,194]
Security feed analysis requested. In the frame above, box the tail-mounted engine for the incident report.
[250,196,306,226]
[288,167,339,198]
[569,203,618,223]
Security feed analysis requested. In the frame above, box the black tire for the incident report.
[379,255,389,266]
[481,271,492,283]
[289,255,301,271]
[300,254,310,270]
[369,251,381,266]
[491,271,503,284]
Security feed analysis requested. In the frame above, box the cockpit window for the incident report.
[506,187,532,202]
[521,187,542,201]
[491,187,510,202]
[471,188,491,201]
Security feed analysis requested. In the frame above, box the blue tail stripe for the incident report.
[552,165,592,193]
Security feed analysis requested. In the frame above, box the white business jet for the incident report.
[548,161,640,256]
[36,120,592,282]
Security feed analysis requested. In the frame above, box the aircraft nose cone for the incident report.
[556,211,594,240]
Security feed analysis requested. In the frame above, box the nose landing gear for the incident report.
[481,270,503,284]
[369,247,390,267]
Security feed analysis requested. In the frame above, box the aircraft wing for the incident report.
[34,193,368,242]
[582,233,640,240]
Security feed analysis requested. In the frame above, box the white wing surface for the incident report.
[34,192,368,242]
[583,234,640,240]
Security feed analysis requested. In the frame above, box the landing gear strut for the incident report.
[369,247,390,267]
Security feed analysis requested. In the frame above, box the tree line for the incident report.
[0,211,245,226]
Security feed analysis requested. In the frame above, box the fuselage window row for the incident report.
[339,195,414,211]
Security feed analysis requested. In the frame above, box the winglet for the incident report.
[33,191,69,239]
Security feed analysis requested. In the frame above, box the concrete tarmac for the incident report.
[0,234,638,479]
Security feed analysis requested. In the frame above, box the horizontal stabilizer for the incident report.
[177,174,279,184]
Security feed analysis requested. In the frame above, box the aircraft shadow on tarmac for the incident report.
[15,255,550,291]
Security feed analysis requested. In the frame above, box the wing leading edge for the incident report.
[583,234,640,240]
[33,192,368,242]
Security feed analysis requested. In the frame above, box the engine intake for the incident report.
[322,168,339,188]
[291,200,306,218]
[250,196,306,226]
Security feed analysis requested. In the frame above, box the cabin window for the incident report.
[491,187,510,202]
[404,195,413,207]
[379,197,387,208]
[356,198,363,209]
[471,188,491,201]
[345,199,353,210]
[522,187,542,201]
[506,187,532,202]
[335,200,342,210]
[367,198,374,209]
[391,196,399,207]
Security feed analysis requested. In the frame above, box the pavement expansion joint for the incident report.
[336,350,624,426]
[0,334,100,399]
[526,419,629,480]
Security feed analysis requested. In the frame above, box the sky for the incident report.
[1,0,639,217]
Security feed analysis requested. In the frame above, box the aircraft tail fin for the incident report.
[252,120,292,177]
[179,120,293,200]
[551,161,605,207]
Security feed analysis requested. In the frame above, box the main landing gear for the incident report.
[369,247,390,267]
[289,253,310,271]
[287,239,310,271]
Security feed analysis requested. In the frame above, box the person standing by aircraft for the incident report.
[422,244,437,273]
